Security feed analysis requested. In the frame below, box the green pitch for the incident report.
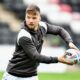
[38,72,80,80]
[0,71,80,80]
[0,72,4,80]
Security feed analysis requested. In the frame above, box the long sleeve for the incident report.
[19,37,58,64]
[46,23,73,44]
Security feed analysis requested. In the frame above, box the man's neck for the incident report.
[34,26,39,31]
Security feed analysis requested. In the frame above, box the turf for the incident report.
[0,72,4,80]
[38,72,80,80]
[0,72,80,80]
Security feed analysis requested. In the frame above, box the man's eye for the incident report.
[33,17,36,19]
[27,17,30,19]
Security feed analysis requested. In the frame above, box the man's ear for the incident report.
[25,14,27,20]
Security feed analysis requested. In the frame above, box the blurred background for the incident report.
[0,0,80,80]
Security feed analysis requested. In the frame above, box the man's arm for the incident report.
[19,37,58,64]
[19,37,75,65]
[46,23,73,44]
[69,42,79,50]
[58,54,74,65]
[46,23,79,50]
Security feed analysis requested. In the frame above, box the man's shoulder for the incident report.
[39,21,48,32]
[18,29,31,39]
[17,29,32,45]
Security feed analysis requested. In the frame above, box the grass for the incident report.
[0,71,80,80]
[38,72,80,80]
[0,72,4,80]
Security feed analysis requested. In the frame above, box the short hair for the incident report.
[26,5,40,15]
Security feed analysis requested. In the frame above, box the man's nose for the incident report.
[29,18,33,23]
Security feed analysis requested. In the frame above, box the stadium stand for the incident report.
[0,22,18,44]
[0,0,80,48]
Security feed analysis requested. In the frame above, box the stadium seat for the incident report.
[47,12,72,24]
[0,22,18,44]
[70,20,80,34]
[72,12,80,20]
[48,0,60,4]
[60,4,72,12]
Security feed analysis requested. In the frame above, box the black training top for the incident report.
[7,21,73,77]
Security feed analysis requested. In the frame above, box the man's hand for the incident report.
[69,42,79,51]
[58,54,75,65]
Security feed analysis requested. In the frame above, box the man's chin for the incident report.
[28,26,35,30]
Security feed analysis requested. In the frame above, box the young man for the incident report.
[2,5,79,80]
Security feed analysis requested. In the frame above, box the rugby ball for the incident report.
[65,49,80,64]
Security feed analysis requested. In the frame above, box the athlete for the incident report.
[2,5,79,80]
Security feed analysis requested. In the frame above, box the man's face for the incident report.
[25,12,41,30]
